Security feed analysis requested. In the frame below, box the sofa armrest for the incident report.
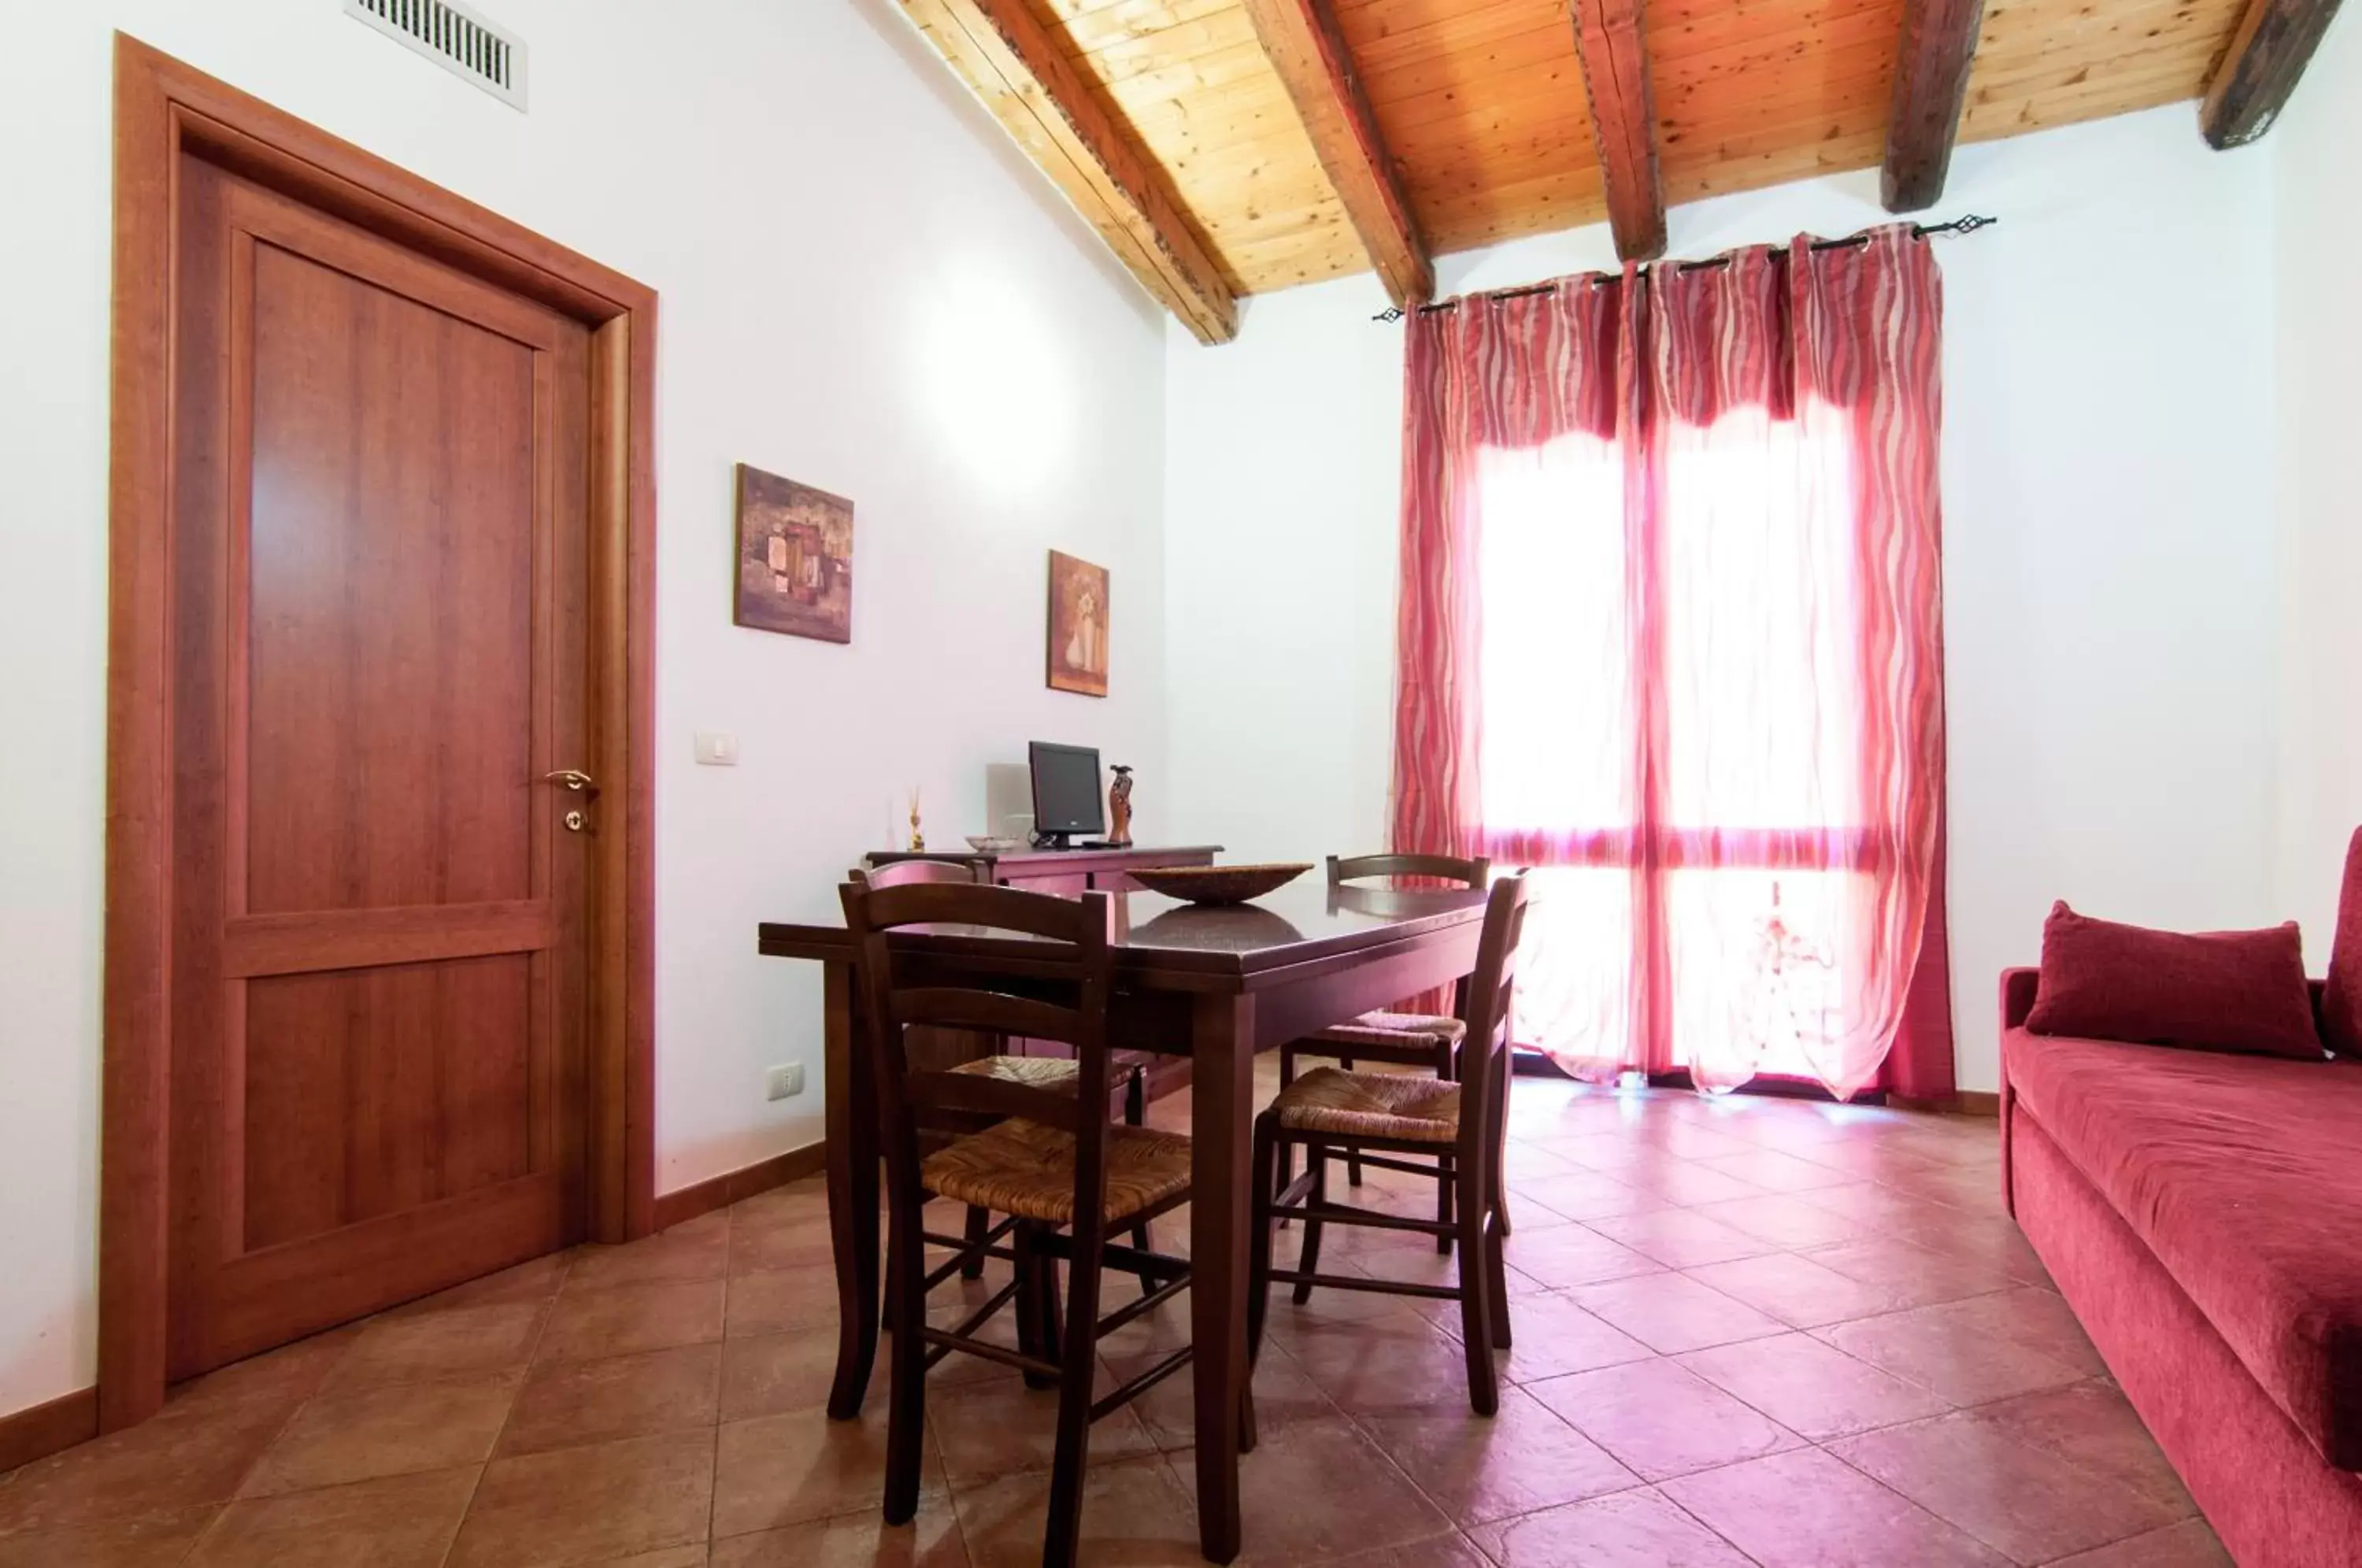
[2001,967,2040,1031]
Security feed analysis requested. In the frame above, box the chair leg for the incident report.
[1486,1217,1513,1351]
[1249,1115,1279,1364]
[1032,1230,1065,1394]
[1275,1047,1297,1207]
[1486,1071,1514,1348]
[1113,1067,1157,1292]
[961,1204,990,1281]
[1488,1050,1515,1239]
[1013,1224,1059,1391]
[1013,1222,1037,1356]
[1435,1152,1457,1256]
[1292,1141,1328,1306]
[1126,1217,1157,1296]
[882,1195,931,1522]
[1042,1220,1107,1568]
[1455,1163,1499,1417]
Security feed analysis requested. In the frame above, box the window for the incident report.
[1475,405,1872,1089]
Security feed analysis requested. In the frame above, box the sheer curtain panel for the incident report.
[1391,228,1954,1101]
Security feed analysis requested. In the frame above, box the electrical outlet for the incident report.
[765,1063,805,1101]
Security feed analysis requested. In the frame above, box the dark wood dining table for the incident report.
[757,878,1490,1563]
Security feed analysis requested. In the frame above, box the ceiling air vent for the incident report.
[344,0,528,110]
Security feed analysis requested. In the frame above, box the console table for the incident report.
[863,843,1222,896]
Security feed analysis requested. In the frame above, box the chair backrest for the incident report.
[1451,873,1530,1163]
[856,857,984,889]
[1328,852,1490,889]
[839,879,1120,1222]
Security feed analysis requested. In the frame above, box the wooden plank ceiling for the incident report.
[917,0,2294,333]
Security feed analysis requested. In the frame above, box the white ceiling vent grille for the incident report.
[345,0,528,110]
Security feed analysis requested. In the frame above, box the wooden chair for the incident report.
[1278,852,1490,1226]
[1249,872,1529,1415]
[855,859,1153,1284]
[842,879,1209,1568]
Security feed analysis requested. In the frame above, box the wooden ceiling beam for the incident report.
[2201,0,2348,147]
[1239,0,1433,308]
[1568,0,1669,261]
[1882,0,1989,212]
[897,0,1238,344]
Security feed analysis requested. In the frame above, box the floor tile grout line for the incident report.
[1807,1434,2035,1564]
[432,1266,564,1568]
[1651,1479,1780,1568]
[1810,1392,2195,1566]
[171,1337,345,1563]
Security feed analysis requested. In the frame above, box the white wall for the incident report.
[0,0,1168,1418]
[2272,7,2362,949]
[1164,103,2282,1096]
[1164,287,1405,863]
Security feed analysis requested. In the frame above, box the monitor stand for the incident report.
[1032,831,1078,851]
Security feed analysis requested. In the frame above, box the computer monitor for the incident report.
[1027,741,1105,849]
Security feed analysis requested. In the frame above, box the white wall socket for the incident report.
[765,1063,805,1101]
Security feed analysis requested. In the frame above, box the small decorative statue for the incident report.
[1107,764,1134,848]
[908,786,925,852]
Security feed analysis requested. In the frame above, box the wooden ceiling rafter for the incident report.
[1883,0,1992,211]
[887,0,2338,331]
[2201,0,2349,146]
[896,0,1240,343]
[1568,0,1671,261]
[1239,0,1435,306]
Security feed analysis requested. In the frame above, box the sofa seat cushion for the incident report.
[2005,1030,2362,1467]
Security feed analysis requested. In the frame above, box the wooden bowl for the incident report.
[1127,862,1312,905]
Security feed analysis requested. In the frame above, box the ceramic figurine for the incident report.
[908,787,925,852]
[1107,764,1134,848]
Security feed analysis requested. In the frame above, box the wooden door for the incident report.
[164,155,593,1378]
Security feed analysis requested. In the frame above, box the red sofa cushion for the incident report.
[2325,829,2362,1059]
[2027,901,2324,1060]
[2004,1028,2362,1468]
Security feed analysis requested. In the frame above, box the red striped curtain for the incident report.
[1392,227,1953,1102]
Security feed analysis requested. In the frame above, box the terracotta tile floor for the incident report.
[0,1066,2232,1567]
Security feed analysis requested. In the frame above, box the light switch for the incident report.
[694,731,739,767]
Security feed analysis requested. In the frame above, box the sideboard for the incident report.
[861,844,1223,895]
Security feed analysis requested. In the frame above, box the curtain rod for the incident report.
[1372,213,1997,323]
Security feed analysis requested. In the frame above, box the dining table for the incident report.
[757,876,1492,1563]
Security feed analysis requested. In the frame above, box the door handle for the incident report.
[542,769,597,793]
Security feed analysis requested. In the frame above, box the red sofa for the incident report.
[1999,850,2362,1567]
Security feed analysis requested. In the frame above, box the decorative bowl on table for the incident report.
[1127,862,1312,905]
[964,835,1023,852]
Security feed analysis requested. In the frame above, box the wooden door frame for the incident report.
[100,35,658,1432]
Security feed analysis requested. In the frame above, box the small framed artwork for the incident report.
[735,464,853,643]
[1046,550,1109,697]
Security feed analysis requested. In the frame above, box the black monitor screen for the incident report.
[1029,741,1105,837]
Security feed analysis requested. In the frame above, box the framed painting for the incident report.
[735,464,853,642]
[1046,550,1109,697]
